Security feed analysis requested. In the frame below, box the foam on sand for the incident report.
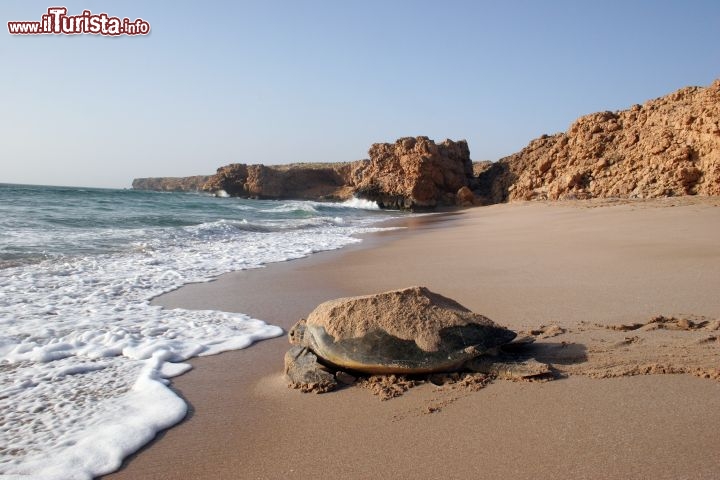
[3,352,189,480]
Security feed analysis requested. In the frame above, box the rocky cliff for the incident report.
[478,79,720,202]
[353,136,473,209]
[195,136,474,209]
[131,175,211,192]
[133,80,720,207]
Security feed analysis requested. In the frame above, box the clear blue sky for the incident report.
[1,1,718,188]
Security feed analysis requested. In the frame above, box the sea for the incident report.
[0,183,400,479]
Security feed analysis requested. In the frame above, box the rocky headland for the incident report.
[131,175,212,192]
[200,162,357,201]
[199,136,476,209]
[133,79,720,208]
[135,136,476,210]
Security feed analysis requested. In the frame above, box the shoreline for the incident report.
[106,198,720,480]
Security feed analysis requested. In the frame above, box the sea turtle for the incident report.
[284,286,552,393]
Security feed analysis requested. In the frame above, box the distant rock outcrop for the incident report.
[353,136,474,209]
[131,176,211,192]
[199,163,353,200]
[478,79,720,202]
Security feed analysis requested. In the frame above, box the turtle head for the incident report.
[288,318,307,345]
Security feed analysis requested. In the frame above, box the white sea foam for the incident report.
[259,201,320,214]
[340,197,380,210]
[0,217,391,479]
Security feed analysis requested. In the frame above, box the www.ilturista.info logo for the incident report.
[8,7,150,36]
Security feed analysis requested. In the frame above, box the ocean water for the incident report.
[0,184,398,479]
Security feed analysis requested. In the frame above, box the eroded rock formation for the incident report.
[191,136,474,209]
[479,79,720,202]
[354,137,473,209]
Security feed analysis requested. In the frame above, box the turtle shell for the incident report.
[301,286,516,374]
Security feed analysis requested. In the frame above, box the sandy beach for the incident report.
[105,198,720,480]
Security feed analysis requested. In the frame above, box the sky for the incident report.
[1,1,719,188]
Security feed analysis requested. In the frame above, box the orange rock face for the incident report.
[481,79,720,202]
[354,136,473,209]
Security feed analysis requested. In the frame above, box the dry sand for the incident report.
[105,198,720,480]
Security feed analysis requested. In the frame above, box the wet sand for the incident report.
[105,198,720,480]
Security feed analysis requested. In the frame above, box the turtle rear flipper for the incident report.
[466,356,554,380]
[284,346,338,393]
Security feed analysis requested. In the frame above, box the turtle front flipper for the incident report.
[288,318,307,345]
[284,346,338,393]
